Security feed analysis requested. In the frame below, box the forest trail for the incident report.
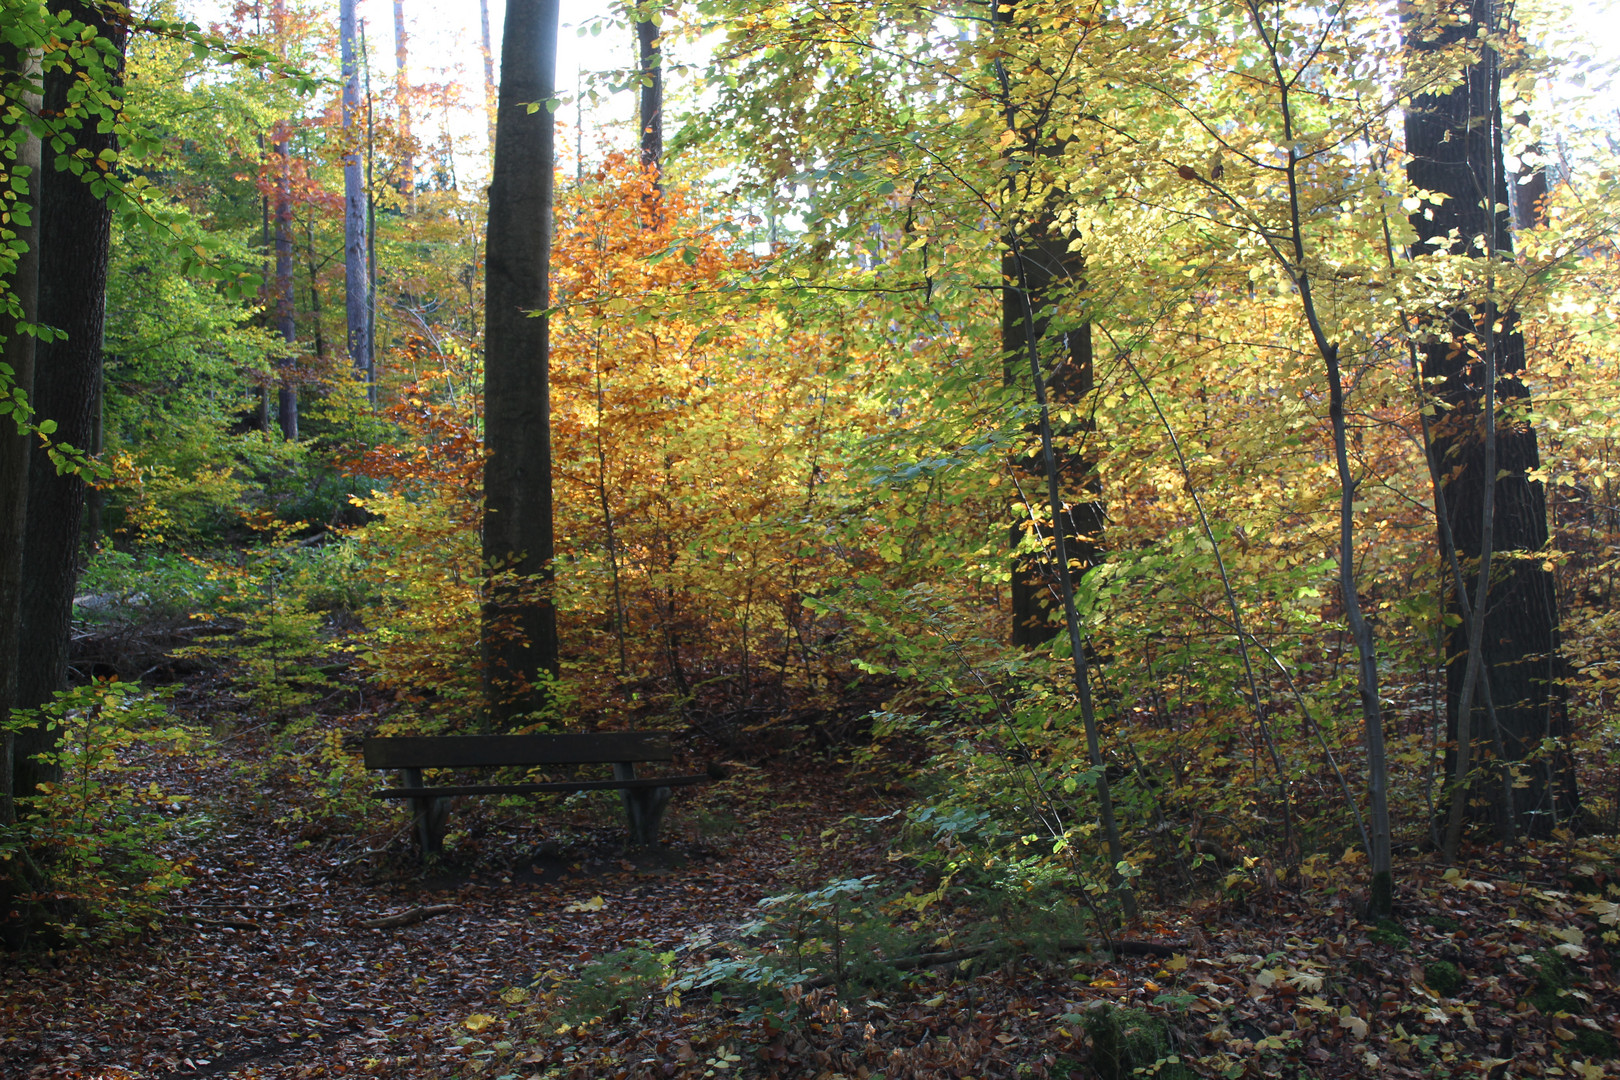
[7,681,1620,1079]
[0,721,882,1079]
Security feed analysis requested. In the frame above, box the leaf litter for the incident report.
[4,712,1620,1078]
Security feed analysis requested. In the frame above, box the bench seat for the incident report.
[363,731,710,857]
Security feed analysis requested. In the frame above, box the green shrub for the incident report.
[75,547,230,623]
[1,683,198,945]
[545,946,675,1027]
[1083,1006,1193,1080]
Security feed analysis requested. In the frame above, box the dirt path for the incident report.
[0,729,880,1079]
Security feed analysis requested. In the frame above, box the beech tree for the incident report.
[0,16,41,827]
[1405,0,1577,841]
[340,0,371,389]
[13,0,128,802]
[992,2,1102,649]
[271,0,297,440]
[481,0,561,723]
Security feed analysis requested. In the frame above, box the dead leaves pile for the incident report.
[5,711,1620,1080]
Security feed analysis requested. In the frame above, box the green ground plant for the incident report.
[1,683,199,945]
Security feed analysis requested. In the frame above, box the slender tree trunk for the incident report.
[301,225,327,362]
[342,0,372,387]
[1405,0,1574,840]
[479,0,496,160]
[255,132,271,433]
[1237,0,1391,909]
[273,127,297,441]
[990,8,1132,920]
[271,0,296,440]
[14,0,128,802]
[481,0,560,724]
[393,0,414,210]
[635,4,662,181]
[0,38,42,828]
[362,17,379,400]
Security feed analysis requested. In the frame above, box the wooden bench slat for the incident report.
[362,732,674,771]
[370,773,714,799]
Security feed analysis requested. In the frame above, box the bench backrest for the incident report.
[363,732,675,771]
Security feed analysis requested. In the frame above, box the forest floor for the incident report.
[5,661,1620,1078]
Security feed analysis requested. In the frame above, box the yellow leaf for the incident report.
[1163,953,1189,972]
[564,895,606,913]
[463,1013,497,1033]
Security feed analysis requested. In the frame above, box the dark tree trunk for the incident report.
[635,5,662,180]
[0,38,42,827]
[481,0,560,725]
[1405,0,1575,837]
[271,0,296,440]
[14,0,127,801]
[273,127,297,440]
[995,93,1100,644]
[1002,223,1099,648]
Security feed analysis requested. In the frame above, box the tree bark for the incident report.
[0,36,42,827]
[393,0,414,210]
[342,0,371,387]
[14,0,127,801]
[273,126,296,440]
[635,4,663,180]
[481,0,560,725]
[271,0,296,440]
[1405,0,1574,839]
[992,12,1101,648]
[479,0,496,159]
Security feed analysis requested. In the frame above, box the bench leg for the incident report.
[614,762,671,847]
[401,768,449,858]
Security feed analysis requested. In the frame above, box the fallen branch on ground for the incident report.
[359,904,457,929]
[802,937,1186,988]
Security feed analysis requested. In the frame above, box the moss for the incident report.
[1526,950,1582,1015]
[1369,918,1409,948]
[1423,960,1464,997]
[1425,915,1458,934]
[1084,1006,1194,1080]
[1572,1028,1617,1060]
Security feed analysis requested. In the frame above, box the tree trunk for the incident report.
[268,0,297,441]
[393,0,414,210]
[0,37,42,827]
[1405,0,1575,839]
[342,0,371,387]
[273,125,297,441]
[635,4,663,180]
[994,32,1101,647]
[1003,222,1100,647]
[479,0,496,160]
[14,0,128,802]
[481,0,560,725]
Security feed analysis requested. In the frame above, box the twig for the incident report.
[176,914,263,930]
[359,904,456,929]
[802,937,1185,988]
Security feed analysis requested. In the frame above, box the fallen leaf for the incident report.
[564,895,606,913]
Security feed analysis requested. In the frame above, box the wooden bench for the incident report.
[363,732,713,857]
